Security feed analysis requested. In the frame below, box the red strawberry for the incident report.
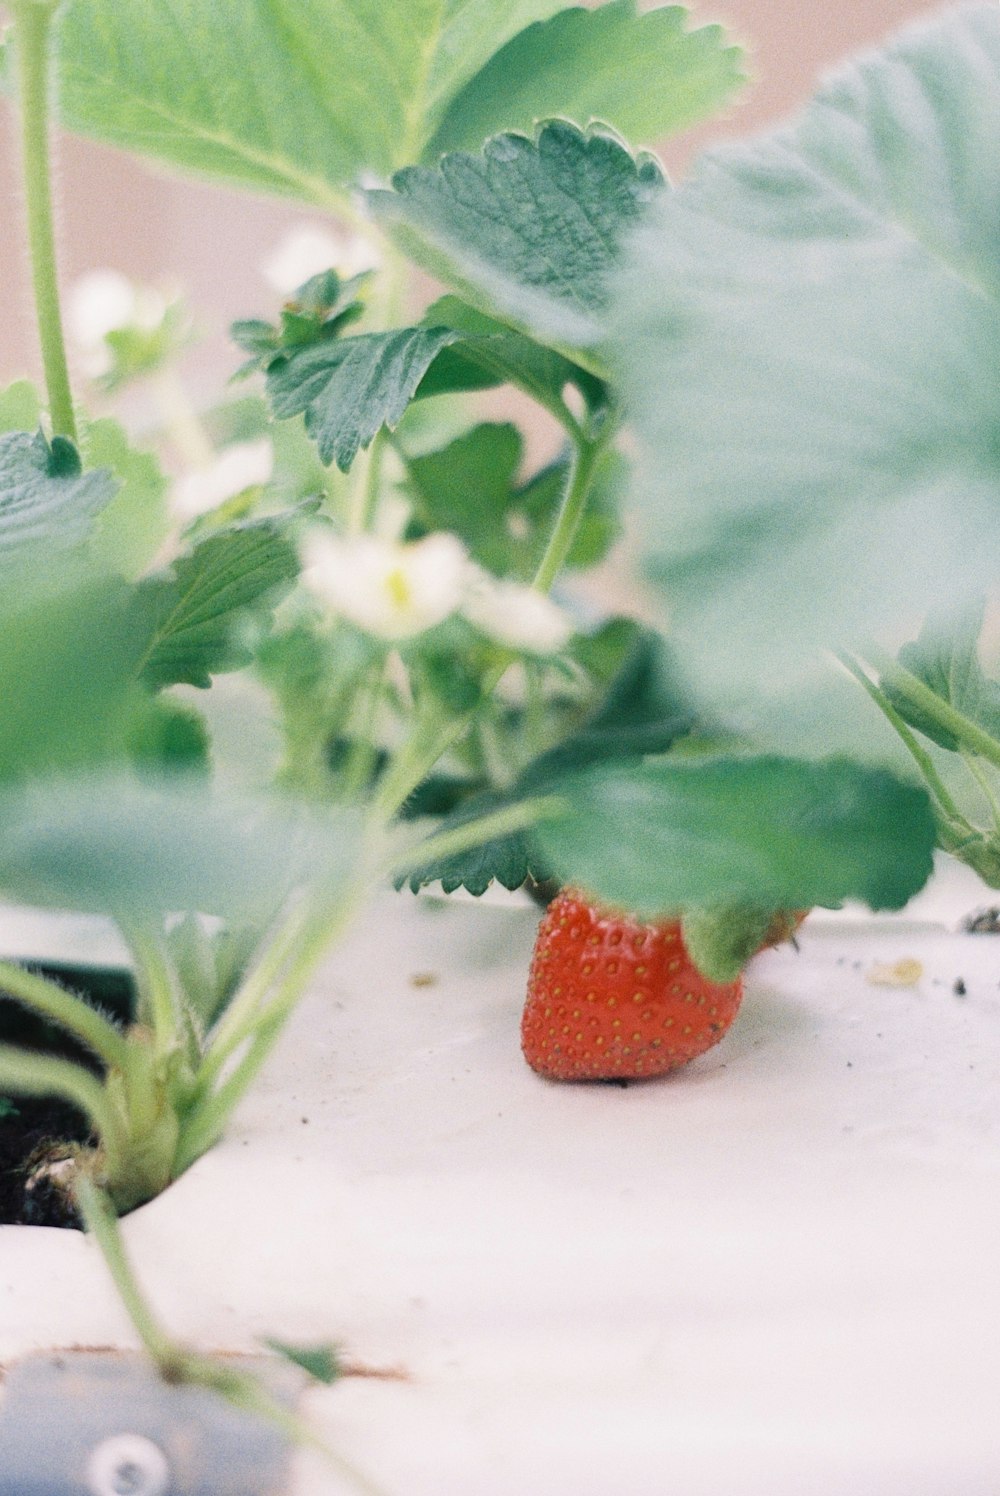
[521,889,743,1082]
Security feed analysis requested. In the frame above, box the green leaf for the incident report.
[0,774,361,921]
[82,419,170,579]
[428,1,745,158]
[264,1338,342,1386]
[0,567,148,784]
[0,430,117,560]
[49,0,569,203]
[0,381,42,433]
[403,783,553,898]
[414,296,608,416]
[608,4,1000,716]
[132,515,302,690]
[371,119,667,354]
[125,696,211,775]
[884,606,1000,753]
[266,327,461,471]
[405,626,694,894]
[403,421,618,579]
[536,755,936,915]
[166,913,258,1027]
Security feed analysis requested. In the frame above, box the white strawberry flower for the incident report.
[261,222,382,296]
[301,530,468,641]
[171,439,275,521]
[462,571,574,654]
[67,269,172,377]
[67,269,136,350]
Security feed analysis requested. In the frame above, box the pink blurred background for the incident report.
[0,0,946,390]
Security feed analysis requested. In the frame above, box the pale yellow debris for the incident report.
[866,958,924,988]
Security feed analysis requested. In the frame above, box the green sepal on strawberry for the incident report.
[521,890,745,1082]
[680,903,808,984]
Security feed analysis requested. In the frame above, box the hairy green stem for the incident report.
[179,887,364,1172]
[12,0,77,441]
[0,1043,121,1144]
[195,903,315,1091]
[960,749,1000,835]
[0,959,129,1070]
[77,1177,180,1365]
[346,243,407,535]
[120,922,183,1056]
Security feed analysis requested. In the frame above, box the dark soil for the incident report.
[1,961,135,1229]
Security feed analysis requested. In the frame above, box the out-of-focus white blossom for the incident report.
[171,439,274,521]
[67,269,174,379]
[261,222,382,296]
[302,531,468,641]
[67,269,136,350]
[462,572,574,654]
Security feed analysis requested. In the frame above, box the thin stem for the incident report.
[196,903,314,1090]
[867,648,1000,774]
[77,1177,180,1365]
[0,1044,121,1144]
[179,888,364,1171]
[339,656,387,802]
[960,749,1000,835]
[76,1179,384,1494]
[532,436,600,593]
[0,959,129,1070]
[120,923,182,1057]
[13,0,77,441]
[837,652,974,829]
[389,795,564,882]
[346,245,407,535]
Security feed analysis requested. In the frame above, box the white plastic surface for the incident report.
[2,862,1000,1494]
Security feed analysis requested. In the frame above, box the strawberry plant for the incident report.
[0,0,991,1468]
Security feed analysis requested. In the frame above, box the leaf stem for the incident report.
[868,648,1000,773]
[178,885,364,1172]
[532,435,600,593]
[837,653,972,828]
[0,1043,121,1144]
[389,795,564,882]
[0,959,129,1070]
[120,922,182,1057]
[960,749,1000,835]
[12,0,77,442]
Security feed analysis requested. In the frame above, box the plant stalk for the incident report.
[389,795,564,882]
[532,434,601,593]
[76,1184,386,1495]
[12,0,77,441]
[0,959,129,1070]
[0,1043,122,1145]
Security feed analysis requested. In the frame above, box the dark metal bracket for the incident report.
[0,1351,293,1495]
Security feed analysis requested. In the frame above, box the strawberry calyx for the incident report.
[680,904,808,983]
